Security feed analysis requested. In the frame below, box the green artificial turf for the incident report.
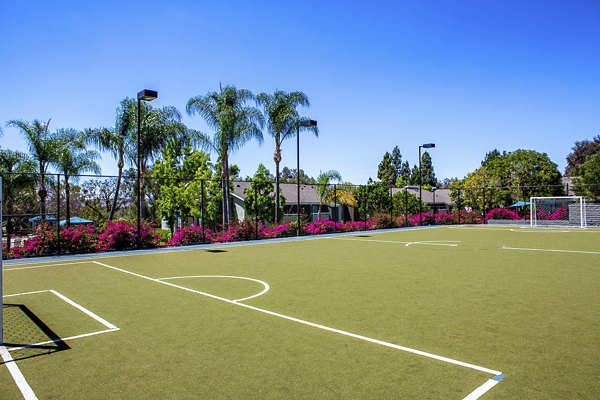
[2,226,599,399]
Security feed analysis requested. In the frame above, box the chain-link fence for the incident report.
[1,172,599,259]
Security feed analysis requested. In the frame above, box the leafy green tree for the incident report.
[187,85,264,226]
[52,129,101,226]
[377,152,395,187]
[398,161,411,186]
[420,151,437,187]
[85,98,136,220]
[280,166,316,184]
[6,119,62,219]
[153,142,212,233]
[565,135,600,176]
[392,189,427,216]
[409,164,419,185]
[574,153,600,200]
[256,90,317,222]
[244,164,284,223]
[80,176,134,224]
[354,179,392,219]
[0,149,36,249]
[316,170,342,219]
[391,146,402,181]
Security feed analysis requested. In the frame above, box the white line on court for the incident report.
[0,346,38,400]
[327,237,460,247]
[502,246,600,255]
[463,378,502,400]
[8,328,120,352]
[3,261,91,271]
[48,290,118,330]
[93,260,501,377]
[2,290,50,298]
[157,275,270,302]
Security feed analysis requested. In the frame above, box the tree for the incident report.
[85,98,136,220]
[574,153,600,200]
[256,90,317,222]
[153,142,212,233]
[391,146,402,182]
[392,189,427,216]
[565,135,600,176]
[52,129,101,226]
[80,176,135,224]
[244,164,283,223]
[0,149,36,249]
[377,152,395,187]
[398,161,411,187]
[420,151,437,187]
[187,84,264,226]
[354,179,392,219]
[280,166,316,184]
[409,164,419,185]
[6,119,62,219]
[451,149,563,210]
[316,170,342,219]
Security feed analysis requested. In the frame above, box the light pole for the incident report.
[432,187,437,217]
[297,119,317,236]
[137,89,158,248]
[419,143,435,226]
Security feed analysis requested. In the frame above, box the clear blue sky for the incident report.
[1,0,599,183]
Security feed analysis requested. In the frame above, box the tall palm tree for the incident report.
[53,129,101,226]
[187,85,264,226]
[85,98,135,220]
[0,149,36,250]
[6,119,61,219]
[256,90,317,222]
[316,170,342,220]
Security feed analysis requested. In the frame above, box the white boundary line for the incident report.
[3,261,91,271]
[0,346,37,400]
[2,289,119,353]
[327,237,460,247]
[93,261,502,380]
[157,275,270,302]
[463,377,502,400]
[502,246,600,255]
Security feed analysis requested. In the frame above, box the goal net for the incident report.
[530,196,587,228]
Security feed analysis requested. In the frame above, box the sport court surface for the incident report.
[1,225,599,399]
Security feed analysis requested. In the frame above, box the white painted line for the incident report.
[328,237,460,247]
[462,378,501,400]
[0,345,38,400]
[3,290,50,298]
[48,290,117,330]
[93,261,501,376]
[502,246,600,255]
[8,328,120,352]
[3,261,91,271]
[157,275,270,302]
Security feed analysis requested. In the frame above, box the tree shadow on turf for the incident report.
[206,249,227,253]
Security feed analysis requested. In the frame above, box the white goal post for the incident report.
[529,196,587,228]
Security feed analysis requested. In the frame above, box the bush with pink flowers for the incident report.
[97,221,159,251]
[484,208,521,221]
[167,225,212,246]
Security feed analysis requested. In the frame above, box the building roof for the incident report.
[391,187,453,204]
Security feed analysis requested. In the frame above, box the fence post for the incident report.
[457,188,462,225]
[404,189,408,227]
[56,174,61,256]
[482,187,486,224]
[333,184,337,223]
[254,180,258,240]
[389,186,393,227]
[201,180,205,244]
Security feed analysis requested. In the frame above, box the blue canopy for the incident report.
[59,216,94,226]
[508,201,530,208]
[28,215,58,223]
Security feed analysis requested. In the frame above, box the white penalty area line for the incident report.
[2,289,119,352]
[92,260,503,400]
[3,261,91,271]
[502,246,600,255]
[326,237,460,247]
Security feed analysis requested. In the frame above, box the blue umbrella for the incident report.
[508,201,530,208]
[28,215,58,224]
[59,216,94,226]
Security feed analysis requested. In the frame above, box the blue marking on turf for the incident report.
[492,374,506,382]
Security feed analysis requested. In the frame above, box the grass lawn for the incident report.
[1,225,599,399]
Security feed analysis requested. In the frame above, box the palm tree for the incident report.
[187,85,264,226]
[0,149,36,250]
[85,98,135,220]
[6,119,62,219]
[53,129,101,226]
[256,90,317,222]
[316,170,342,220]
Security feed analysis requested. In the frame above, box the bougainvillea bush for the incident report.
[484,208,521,221]
[167,225,212,246]
[97,221,159,251]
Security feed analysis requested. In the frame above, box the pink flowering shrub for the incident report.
[304,219,339,234]
[536,208,568,221]
[485,208,520,220]
[259,221,294,238]
[59,225,97,254]
[167,225,212,246]
[97,221,159,251]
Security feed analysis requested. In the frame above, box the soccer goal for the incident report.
[530,196,587,228]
